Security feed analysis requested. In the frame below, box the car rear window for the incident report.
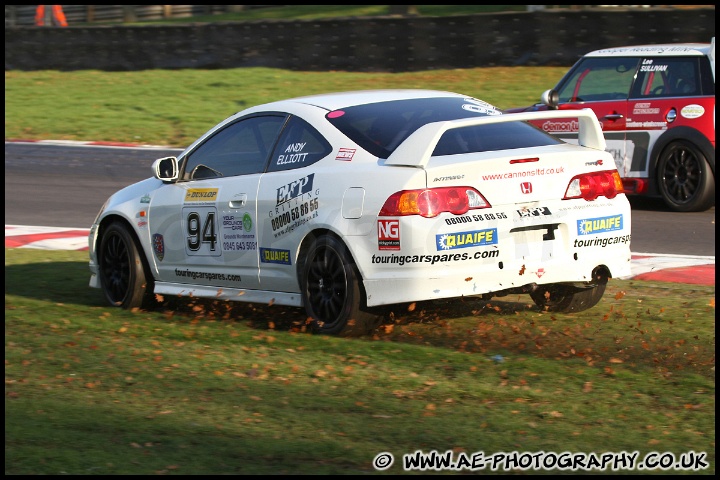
[325,97,557,158]
[433,122,560,156]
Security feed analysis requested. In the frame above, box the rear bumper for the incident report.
[363,249,632,307]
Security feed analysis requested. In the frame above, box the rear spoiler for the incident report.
[386,108,605,168]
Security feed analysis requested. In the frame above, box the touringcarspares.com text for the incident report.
[371,250,499,266]
[174,268,241,282]
[371,450,708,472]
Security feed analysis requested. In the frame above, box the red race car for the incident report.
[505,38,715,212]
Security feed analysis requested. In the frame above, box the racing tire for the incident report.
[301,234,379,336]
[530,281,607,313]
[657,140,715,212]
[98,221,155,310]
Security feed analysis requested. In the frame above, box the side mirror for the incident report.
[152,156,179,182]
[540,89,559,110]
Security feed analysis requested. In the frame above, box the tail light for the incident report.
[564,170,624,201]
[622,178,648,194]
[379,187,490,217]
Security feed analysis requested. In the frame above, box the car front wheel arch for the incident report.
[648,127,715,212]
[655,139,715,212]
[97,218,156,310]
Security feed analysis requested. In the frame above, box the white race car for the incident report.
[89,89,632,336]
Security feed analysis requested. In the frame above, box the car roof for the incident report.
[257,89,474,111]
[585,39,714,58]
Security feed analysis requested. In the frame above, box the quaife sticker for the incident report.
[436,228,497,251]
[577,215,623,235]
[260,247,291,265]
[680,104,705,119]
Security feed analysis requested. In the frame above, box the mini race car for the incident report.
[89,89,632,336]
[505,38,715,212]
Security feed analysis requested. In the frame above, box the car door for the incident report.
[551,56,635,174]
[149,114,287,291]
[255,115,333,293]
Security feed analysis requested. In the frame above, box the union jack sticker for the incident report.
[152,233,165,261]
[335,148,356,161]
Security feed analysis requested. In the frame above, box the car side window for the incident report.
[182,115,286,180]
[267,116,332,172]
[633,57,701,98]
[556,57,639,103]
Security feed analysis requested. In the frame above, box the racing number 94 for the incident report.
[186,209,218,252]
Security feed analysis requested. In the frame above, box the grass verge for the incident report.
[5,66,567,148]
[5,248,715,475]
